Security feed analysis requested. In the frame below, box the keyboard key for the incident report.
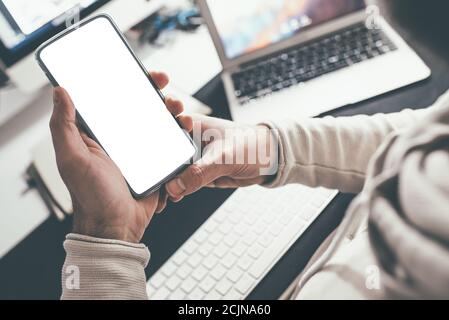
[269,222,284,237]
[192,265,208,282]
[224,233,239,247]
[242,232,257,246]
[244,215,257,225]
[203,255,219,270]
[210,264,227,281]
[216,278,233,295]
[151,287,170,300]
[199,276,216,293]
[222,252,238,269]
[235,275,254,295]
[262,212,277,224]
[194,230,208,243]
[162,261,177,277]
[258,234,273,248]
[224,289,242,300]
[199,242,214,256]
[181,277,197,293]
[146,283,156,293]
[213,208,227,223]
[213,243,229,258]
[226,266,244,283]
[205,220,219,233]
[219,221,233,235]
[250,220,307,279]
[228,212,241,225]
[205,290,222,300]
[172,250,189,266]
[279,214,291,226]
[254,221,268,235]
[234,223,247,236]
[166,275,182,291]
[169,289,186,300]
[187,253,203,268]
[209,232,223,245]
[237,254,254,271]
[183,241,199,255]
[177,264,193,280]
[149,272,166,289]
[248,244,264,259]
[233,242,247,257]
[190,287,206,300]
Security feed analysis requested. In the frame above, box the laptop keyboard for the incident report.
[231,23,398,104]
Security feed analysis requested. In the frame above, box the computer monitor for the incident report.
[0,0,163,93]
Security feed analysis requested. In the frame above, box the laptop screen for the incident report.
[206,0,365,60]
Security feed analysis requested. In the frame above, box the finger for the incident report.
[156,191,169,214]
[208,176,265,189]
[149,71,169,90]
[178,115,194,133]
[166,152,231,198]
[165,96,184,116]
[169,195,184,203]
[50,87,86,157]
[141,191,160,218]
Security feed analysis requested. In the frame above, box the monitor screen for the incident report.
[0,0,110,67]
[206,0,365,60]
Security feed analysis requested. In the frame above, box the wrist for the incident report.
[72,216,141,244]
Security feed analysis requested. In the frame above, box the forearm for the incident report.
[266,107,431,193]
[61,234,150,300]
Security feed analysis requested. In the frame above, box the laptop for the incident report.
[198,0,431,124]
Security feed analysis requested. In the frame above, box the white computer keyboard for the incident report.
[147,184,338,300]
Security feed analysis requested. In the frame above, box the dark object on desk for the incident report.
[26,137,73,221]
[132,6,203,45]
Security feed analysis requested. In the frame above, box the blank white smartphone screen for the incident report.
[38,16,196,196]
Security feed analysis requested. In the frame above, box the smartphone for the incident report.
[35,14,197,199]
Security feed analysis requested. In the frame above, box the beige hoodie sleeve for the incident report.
[265,108,432,193]
[61,234,150,300]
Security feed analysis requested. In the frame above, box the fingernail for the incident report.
[167,178,186,196]
[171,196,184,203]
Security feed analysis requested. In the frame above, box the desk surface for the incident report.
[1,0,449,300]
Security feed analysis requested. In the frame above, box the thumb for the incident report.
[50,87,83,156]
[52,87,76,123]
[166,153,230,198]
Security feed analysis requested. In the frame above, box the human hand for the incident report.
[50,71,188,243]
[163,115,279,206]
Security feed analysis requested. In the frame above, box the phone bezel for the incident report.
[35,14,197,199]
